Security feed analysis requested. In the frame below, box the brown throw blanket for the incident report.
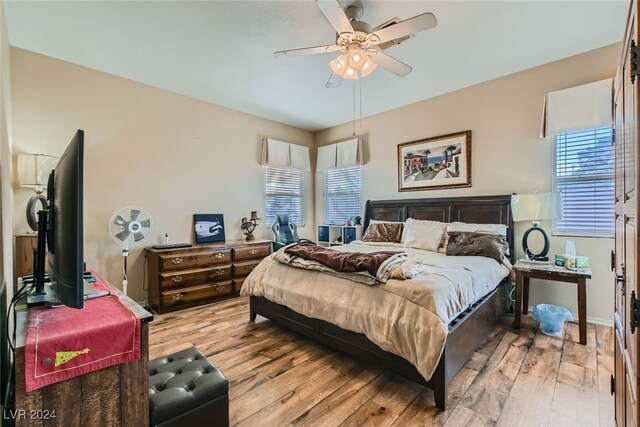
[285,241,402,276]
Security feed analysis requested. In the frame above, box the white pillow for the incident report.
[446,222,507,236]
[403,218,447,252]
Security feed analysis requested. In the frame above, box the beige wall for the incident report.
[0,0,15,395]
[10,48,314,302]
[314,44,621,324]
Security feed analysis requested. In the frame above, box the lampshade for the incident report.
[348,48,367,70]
[360,56,377,77]
[17,154,58,189]
[511,192,563,222]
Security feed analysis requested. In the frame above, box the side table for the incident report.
[513,260,592,345]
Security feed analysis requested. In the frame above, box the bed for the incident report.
[243,195,514,410]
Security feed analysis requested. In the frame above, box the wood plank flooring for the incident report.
[148,297,614,426]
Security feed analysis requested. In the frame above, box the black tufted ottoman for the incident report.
[149,347,229,427]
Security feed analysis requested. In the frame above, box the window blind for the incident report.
[553,126,614,237]
[324,166,362,225]
[265,167,304,226]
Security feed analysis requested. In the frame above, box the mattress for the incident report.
[240,241,510,381]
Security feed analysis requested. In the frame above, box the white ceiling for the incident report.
[4,1,628,132]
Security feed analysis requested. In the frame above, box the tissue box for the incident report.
[576,256,590,268]
[554,254,589,268]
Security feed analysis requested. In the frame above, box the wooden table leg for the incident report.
[577,278,587,345]
[514,272,523,329]
[523,277,530,315]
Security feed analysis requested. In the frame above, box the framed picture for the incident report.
[194,214,225,243]
[397,130,472,191]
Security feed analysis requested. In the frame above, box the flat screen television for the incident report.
[27,129,87,309]
[47,129,84,308]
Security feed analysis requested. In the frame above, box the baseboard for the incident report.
[527,305,613,327]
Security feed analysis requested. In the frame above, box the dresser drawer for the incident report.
[233,260,262,278]
[160,266,231,289]
[233,244,270,261]
[159,249,231,271]
[161,281,233,308]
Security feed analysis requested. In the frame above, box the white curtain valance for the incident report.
[260,138,310,171]
[316,138,363,172]
[540,78,613,138]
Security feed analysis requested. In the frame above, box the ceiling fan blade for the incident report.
[370,13,437,45]
[139,219,151,228]
[274,45,340,59]
[326,72,342,88]
[113,215,127,226]
[133,232,145,242]
[316,0,354,35]
[371,50,412,77]
[130,209,140,221]
[115,229,130,242]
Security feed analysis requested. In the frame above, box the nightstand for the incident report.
[513,260,592,345]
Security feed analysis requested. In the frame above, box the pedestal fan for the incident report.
[109,206,153,295]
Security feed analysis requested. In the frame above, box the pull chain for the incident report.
[359,77,362,129]
[352,79,356,136]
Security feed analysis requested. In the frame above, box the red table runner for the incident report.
[24,275,141,392]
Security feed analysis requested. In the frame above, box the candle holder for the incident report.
[240,211,260,241]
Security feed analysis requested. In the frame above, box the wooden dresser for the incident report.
[146,239,271,313]
[14,234,38,287]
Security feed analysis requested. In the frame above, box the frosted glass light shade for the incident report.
[360,56,377,77]
[342,66,358,80]
[330,54,348,75]
[348,48,367,70]
[511,192,563,222]
[17,154,58,189]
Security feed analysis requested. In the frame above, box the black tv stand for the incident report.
[27,281,104,307]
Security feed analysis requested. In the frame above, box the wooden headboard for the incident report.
[363,194,515,263]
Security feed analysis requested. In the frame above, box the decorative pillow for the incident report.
[362,222,404,243]
[441,222,508,252]
[403,218,447,252]
[445,231,509,263]
[370,219,407,243]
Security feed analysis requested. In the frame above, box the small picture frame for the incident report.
[194,214,225,243]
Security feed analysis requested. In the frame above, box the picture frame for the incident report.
[397,130,472,191]
[194,214,225,243]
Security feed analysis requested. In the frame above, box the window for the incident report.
[324,166,362,224]
[265,167,304,226]
[553,126,614,237]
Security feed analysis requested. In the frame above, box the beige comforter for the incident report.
[240,241,510,382]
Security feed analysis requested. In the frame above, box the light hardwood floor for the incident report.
[148,297,614,427]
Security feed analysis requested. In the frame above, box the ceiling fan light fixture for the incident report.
[348,47,367,70]
[360,56,377,77]
[330,53,349,74]
[343,66,358,80]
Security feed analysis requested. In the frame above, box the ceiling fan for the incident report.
[274,0,437,88]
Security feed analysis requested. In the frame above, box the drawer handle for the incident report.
[172,293,184,302]
[171,276,183,283]
[215,253,225,259]
[216,270,225,276]
[213,285,226,293]
[171,258,183,265]
[250,249,257,255]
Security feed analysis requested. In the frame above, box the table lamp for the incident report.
[17,153,59,231]
[17,154,59,194]
[511,192,563,261]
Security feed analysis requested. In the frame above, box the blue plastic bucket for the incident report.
[532,304,573,337]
